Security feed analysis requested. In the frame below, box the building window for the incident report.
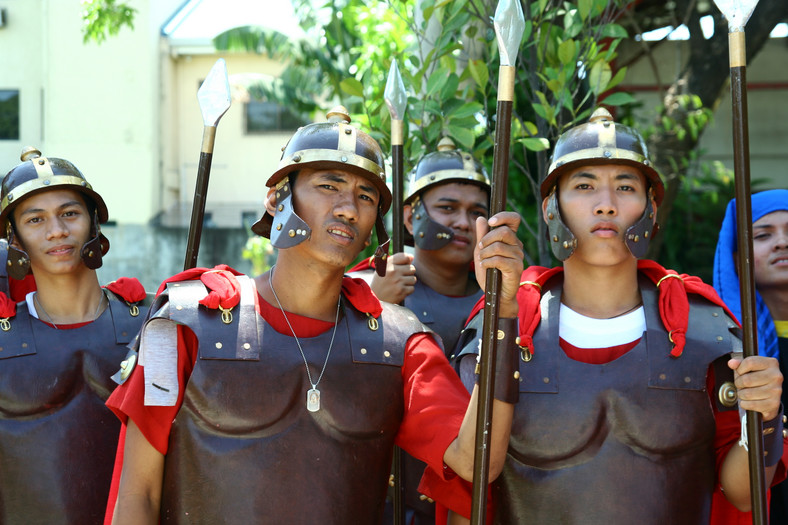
[0,90,20,140]
[245,100,304,134]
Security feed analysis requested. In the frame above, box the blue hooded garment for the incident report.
[713,189,788,358]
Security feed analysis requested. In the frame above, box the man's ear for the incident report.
[265,187,277,217]
[10,238,23,251]
[7,223,24,251]
[541,197,550,224]
[403,204,414,235]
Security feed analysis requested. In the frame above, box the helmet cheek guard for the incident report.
[545,189,577,261]
[267,177,311,249]
[624,190,658,259]
[410,197,454,250]
[80,209,110,270]
[5,224,31,281]
[405,137,490,249]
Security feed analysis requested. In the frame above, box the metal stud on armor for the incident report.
[156,276,428,523]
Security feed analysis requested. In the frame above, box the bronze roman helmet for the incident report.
[0,147,110,279]
[405,137,490,250]
[542,108,664,261]
[251,106,391,275]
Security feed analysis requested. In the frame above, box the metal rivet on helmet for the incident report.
[541,108,664,206]
[405,137,490,204]
[1,147,109,233]
[263,106,387,208]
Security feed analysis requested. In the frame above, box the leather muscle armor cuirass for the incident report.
[493,277,738,525]
[454,275,740,525]
[159,277,427,524]
[405,278,481,358]
[0,291,150,525]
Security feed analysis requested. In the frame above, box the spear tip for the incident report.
[712,0,759,31]
[384,60,408,121]
[494,0,525,66]
[198,58,232,127]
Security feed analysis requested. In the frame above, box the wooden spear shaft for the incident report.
[727,28,768,524]
[390,117,405,525]
[391,121,405,255]
[470,64,515,525]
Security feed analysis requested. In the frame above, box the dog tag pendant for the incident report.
[307,388,321,412]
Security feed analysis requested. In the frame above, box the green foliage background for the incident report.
[80,0,746,281]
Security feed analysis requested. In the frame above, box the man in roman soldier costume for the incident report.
[350,137,491,525]
[0,148,151,524]
[351,137,490,355]
[422,108,787,524]
[107,106,524,524]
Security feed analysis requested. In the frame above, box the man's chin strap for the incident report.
[373,213,389,277]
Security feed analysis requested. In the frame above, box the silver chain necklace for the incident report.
[34,290,106,330]
[268,265,341,412]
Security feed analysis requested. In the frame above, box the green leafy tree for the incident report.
[81,0,136,44]
[615,0,788,259]
[216,0,632,266]
[82,0,788,275]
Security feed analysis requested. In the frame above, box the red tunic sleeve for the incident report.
[395,332,470,475]
[105,324,199,455]
[709,370,788,525]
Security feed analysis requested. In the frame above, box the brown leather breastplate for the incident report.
[493,277,738,525]
[160,278,426,524]
[405,279,481,356]
[0,293,149,525]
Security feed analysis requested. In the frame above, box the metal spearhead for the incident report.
[494,0,526,66]
[713,0,759,31]
[198,58,231,127]
[384,61,407,121]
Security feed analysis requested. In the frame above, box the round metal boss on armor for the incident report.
[541,108,664,205]
[406,137,490,203]
[0,147,109,232]
[265,106,391,214]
